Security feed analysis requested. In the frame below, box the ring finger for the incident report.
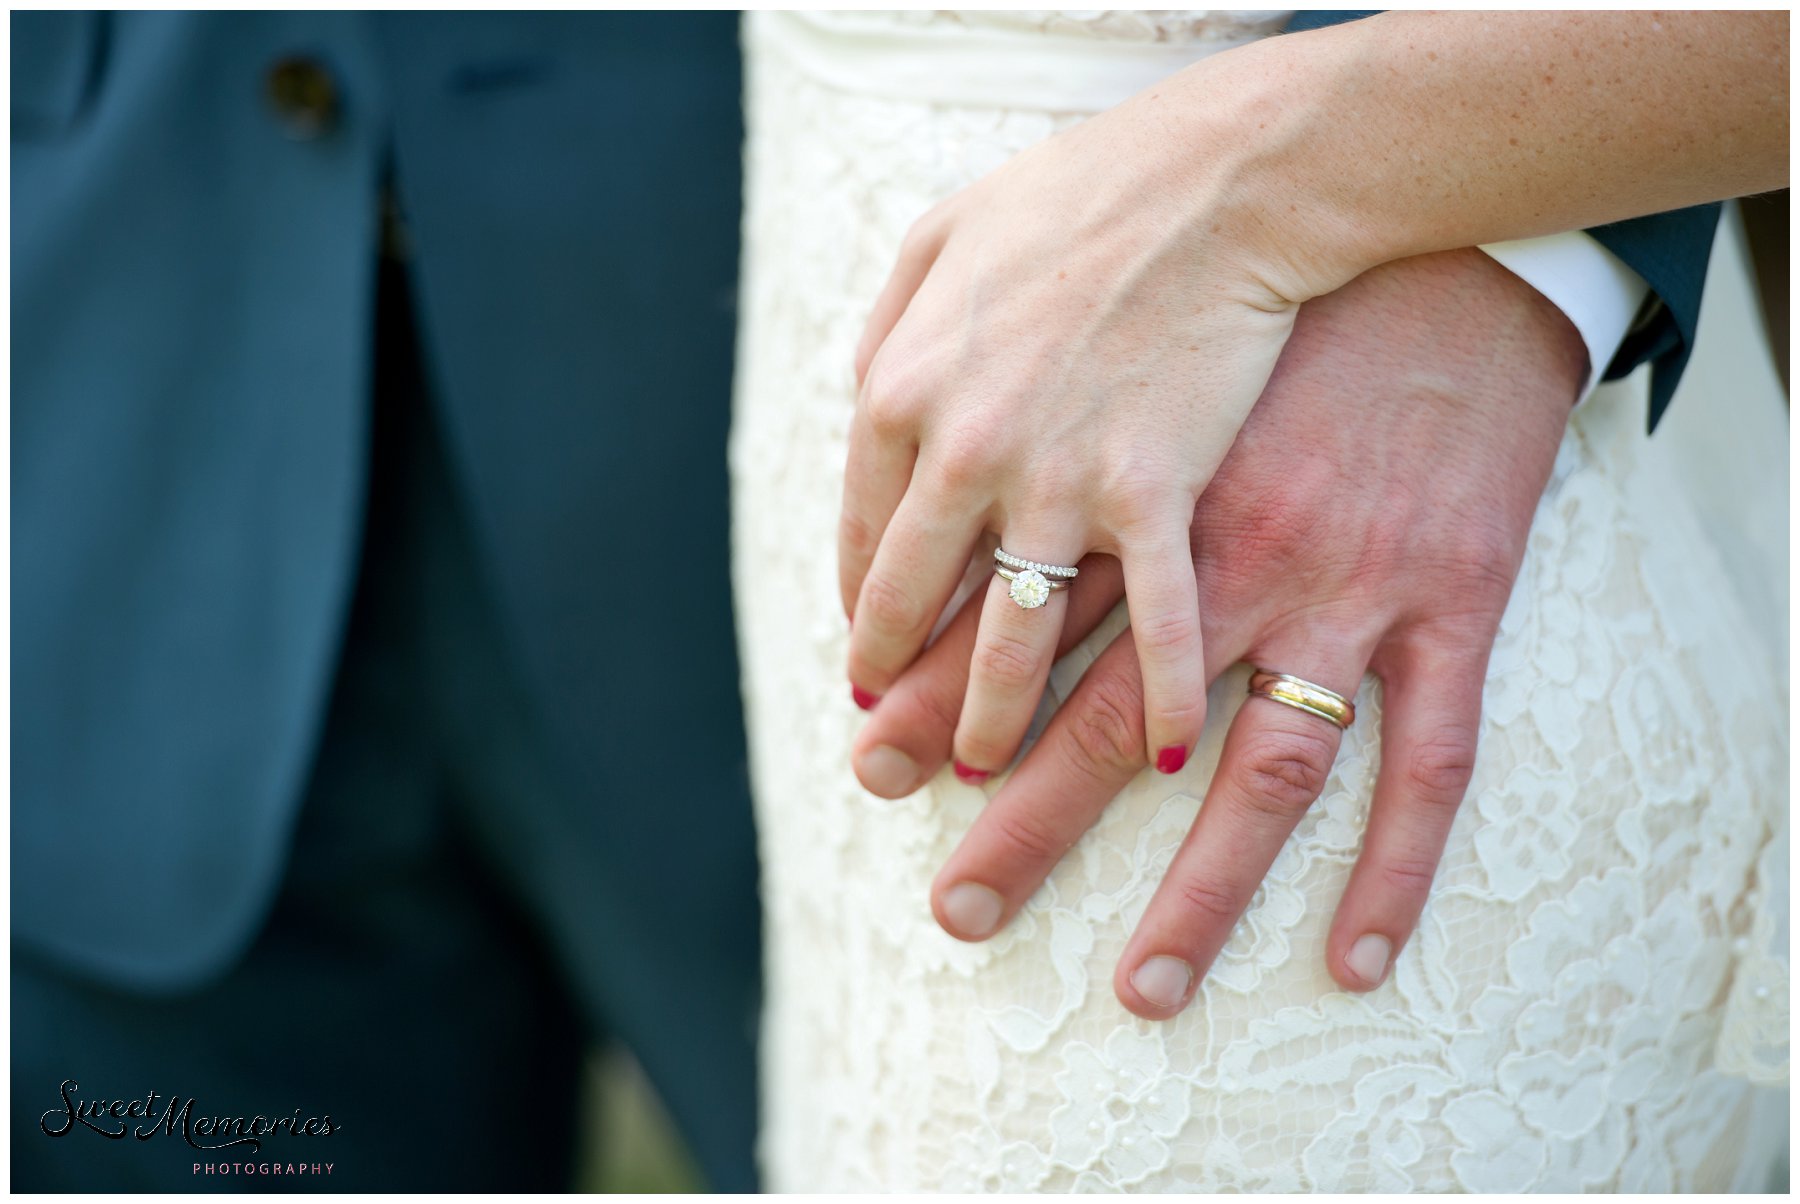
[950,524,1086,781]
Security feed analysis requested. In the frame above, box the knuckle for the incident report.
[972,629,1042,693]
[1403,730,1478,805]
[1225,481,1315,557]
[860,358,924,436]
[1174,878,1243,926]
[1398,525,1519,606]
[1441,552,1518,606]
[1101,476,1178,533]
[1452,522,1520,578]
[1066,675,1147,775]
[859,573,924,639]
[862,385,912,438]
[1018,465,1084,516]
[899,209,943,257]
[1132,605,1199,660]
[908,676,964,738]
[839,509,880,562]
[1235,726,1336,819]
[958,734,1012,773]
[931,424,999,494]
[988,805,1067,865]
[1156,692,1207,734]
[1378,855,1441,896]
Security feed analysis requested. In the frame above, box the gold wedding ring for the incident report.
[1248,670,1356,729]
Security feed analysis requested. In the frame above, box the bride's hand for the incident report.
[848,248,1586,1015]
[842,10,1784,786]
[839,70,1356,778]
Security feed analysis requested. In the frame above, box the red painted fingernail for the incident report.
[1156,745,1188,774]
[953,760,990,784]
[852,685,880,711]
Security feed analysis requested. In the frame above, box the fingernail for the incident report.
[1156,745,1188,774]
[1347,933,1392,986]
[1130,956,1194,1009]
[852,685,880,711]
[953,760,990,784]
[856,745,918,796]
[942,882,1004,938]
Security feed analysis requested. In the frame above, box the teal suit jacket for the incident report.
[15,9,757,1182]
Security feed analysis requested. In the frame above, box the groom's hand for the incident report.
[849,247,1588,1017]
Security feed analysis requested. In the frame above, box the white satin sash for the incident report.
[752,10,1292,113]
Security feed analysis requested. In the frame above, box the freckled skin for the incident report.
[1221,11,1787,272]
[839,10,1785,805]
[857,248,1589,1014]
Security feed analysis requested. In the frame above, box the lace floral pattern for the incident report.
[821,9,1289,45]
[731,11,1789,1191]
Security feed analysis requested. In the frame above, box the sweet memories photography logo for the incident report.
[39,1077,340,1173]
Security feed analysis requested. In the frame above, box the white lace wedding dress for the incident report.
[730,11,1789,1192]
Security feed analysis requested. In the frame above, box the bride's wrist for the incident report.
[1166,24,1406,303]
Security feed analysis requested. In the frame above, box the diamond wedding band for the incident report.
[994,547,1078,610]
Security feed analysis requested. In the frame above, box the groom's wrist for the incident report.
[1480,233,1650,404]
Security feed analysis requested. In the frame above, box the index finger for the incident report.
[931,631,1150,939]
[854,205,951,387]
[851,554,1125,799]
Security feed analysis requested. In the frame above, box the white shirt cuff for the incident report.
[1478,231,1651,405]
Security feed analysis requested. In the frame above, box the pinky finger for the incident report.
[1119,520,1207,775]
[1325,640,1487,992]
[854,205,951,387]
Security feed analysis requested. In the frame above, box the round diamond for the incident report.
[1008,569,1051,609]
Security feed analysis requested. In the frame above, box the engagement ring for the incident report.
[993,547,1078,610]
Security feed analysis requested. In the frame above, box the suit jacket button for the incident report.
[265,55,338,139]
